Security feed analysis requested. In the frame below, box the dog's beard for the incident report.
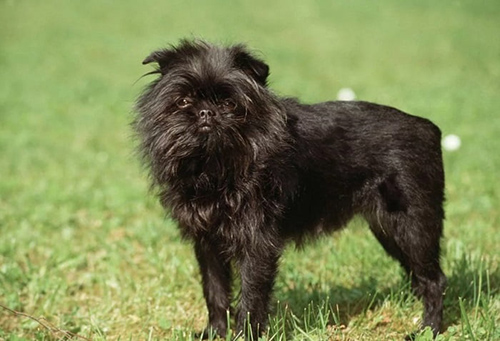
[158,115,257,181]
[135,88,285,192]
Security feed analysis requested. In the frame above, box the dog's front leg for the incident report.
[236,244,282,339]
[194,239,232,339]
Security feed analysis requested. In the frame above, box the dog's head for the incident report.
[135,40,286,181]
[140,40,273,136]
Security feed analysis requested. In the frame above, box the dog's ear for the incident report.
[142,40,207,74]
[142,50,177,73]
[232,46,270,86]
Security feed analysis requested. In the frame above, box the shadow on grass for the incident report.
[271,255,499,339]
[272,275,407,338]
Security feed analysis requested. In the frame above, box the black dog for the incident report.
[134,40,446,339]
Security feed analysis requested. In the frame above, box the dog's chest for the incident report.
[171,183,265,238]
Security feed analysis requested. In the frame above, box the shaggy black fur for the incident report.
[134,40,446,339]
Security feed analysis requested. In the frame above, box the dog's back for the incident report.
[281,99,444,236]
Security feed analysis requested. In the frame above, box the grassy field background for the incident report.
[1,0,499,340]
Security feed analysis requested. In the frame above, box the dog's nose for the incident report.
[198,109,215,118]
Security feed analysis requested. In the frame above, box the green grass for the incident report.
[1,0,499,340]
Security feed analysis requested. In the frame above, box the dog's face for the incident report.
[135,41,286,180]
[138,41,278,144]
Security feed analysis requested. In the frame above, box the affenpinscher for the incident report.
[134,40,446,339]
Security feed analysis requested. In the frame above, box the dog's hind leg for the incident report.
[400,216,446,338]
[366,176,446,338]
[368,214,446,337]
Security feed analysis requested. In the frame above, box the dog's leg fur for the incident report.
[194,238,233,338]
[236,245,282,338]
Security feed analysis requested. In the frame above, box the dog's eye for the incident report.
[219,99,236,111]
[176,97,192,108]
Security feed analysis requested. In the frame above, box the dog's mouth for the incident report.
[199,123,213,133]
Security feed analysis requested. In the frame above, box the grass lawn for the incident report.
[1,0,499,340]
